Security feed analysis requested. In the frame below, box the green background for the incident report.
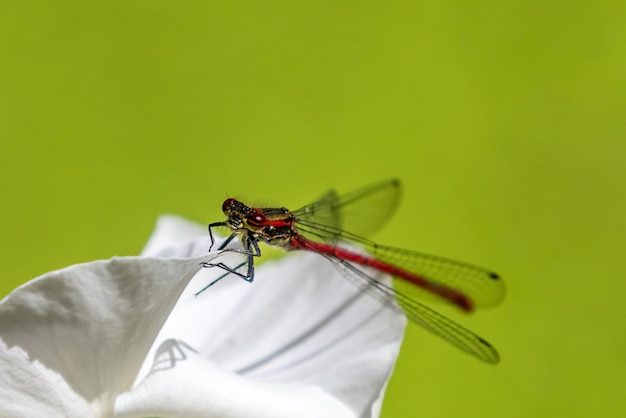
[1,2,625,417]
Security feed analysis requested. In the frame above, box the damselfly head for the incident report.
[221,198,238,215]
[222,198,268,232]
[222,198,247,230]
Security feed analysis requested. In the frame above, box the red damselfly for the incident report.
[200,179,505,363]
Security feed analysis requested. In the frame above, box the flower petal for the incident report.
[0,255,216,416]
[0,340,94,417]
[145,249,407,417]
[114,339,354,418]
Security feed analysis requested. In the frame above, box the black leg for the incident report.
[208,222,229,251]
[217,233,237,251]
[195,261,249,296]
[198,231,262,295]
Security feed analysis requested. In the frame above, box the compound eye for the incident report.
[222,198,236,215]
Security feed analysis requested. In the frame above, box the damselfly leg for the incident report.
[196,223,262,295]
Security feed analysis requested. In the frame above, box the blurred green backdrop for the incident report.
[2,1,625,417]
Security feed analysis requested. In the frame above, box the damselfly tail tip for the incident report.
[457,295,474,312]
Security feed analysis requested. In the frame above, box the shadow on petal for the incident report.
[115,338,355,418]
[148,339,197,374]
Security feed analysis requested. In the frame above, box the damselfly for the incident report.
[201,179,505,363]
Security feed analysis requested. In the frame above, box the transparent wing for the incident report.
[293,179,401,240]
[292,188,341,234]
[293,221,505,309]
[372,244,505,309]
[324,254,500,364]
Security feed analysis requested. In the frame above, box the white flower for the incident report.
[0,216,406,418]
